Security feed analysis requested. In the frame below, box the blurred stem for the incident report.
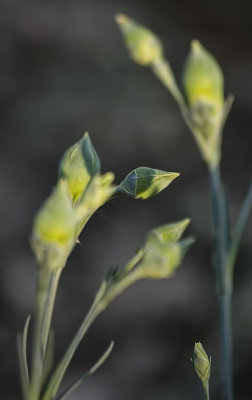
[203,382,210,400]
[29,266,61,400]
[41,287,105,400]
[151,58,202,150]
[209,166,234,400]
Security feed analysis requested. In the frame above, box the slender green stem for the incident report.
[29,267,61,400]
[41,296,104,400]
[203,382,210,400]
[219,294,233,400]
[209,167,234,400]
[29,268,52,400]
[41,269,61,357]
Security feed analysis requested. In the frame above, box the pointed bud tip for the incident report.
[191,39,201,53]
[115,13,128,24]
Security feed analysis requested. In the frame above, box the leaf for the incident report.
[228,180,252,274]
[55,341,114,400]
[17,315,31,400]
[41,330,54,387]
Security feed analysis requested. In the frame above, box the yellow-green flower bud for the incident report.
[193,342,211,385]
[58,133,100,203]
[75,172,115,233]
[145,218,190,247]
[137,236,194,279]
[118,167,179,199]
[115,14,162,66]
[183,40,224,109]
[31,180,77,270]
[183,40,225,168]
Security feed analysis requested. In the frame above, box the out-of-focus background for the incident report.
[1,0,252,399]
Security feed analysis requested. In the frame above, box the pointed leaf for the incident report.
[56,341,114,400]
[41,331,54,387]
[228,180,252,274]
[17,332,29,400]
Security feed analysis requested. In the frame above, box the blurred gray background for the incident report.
[1,0,252,399]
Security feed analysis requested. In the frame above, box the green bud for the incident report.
[183,40,224,109]
[137,236,194,279]
[75,172,115,232]
[58,133,100,203]
[183,41,225,168]
[144,218,190,247]
[31,180,78,270]
[115,14,162,66]
[193,342,211,385]
[118,167,179,199]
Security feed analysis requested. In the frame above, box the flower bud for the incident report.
[192,342,211,385]
[75,172,115,232]
[145,218,190,247]
[118,167,179,199]
[31,180,77,270]
[58,133,100,203]
[137,236,194,279]
[183,40,224,109]
[115,14,162,66]
[183,41,225,168]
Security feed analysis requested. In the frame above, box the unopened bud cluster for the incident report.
[31,133,115,270]
[116,15,231,169]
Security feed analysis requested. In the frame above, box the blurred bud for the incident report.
[75,172,115,231]
[183,41,225,168]
[115,14,162,66]
[136,236,194,279]
[31,180,77,270]
[192,342,211,385]
[145,218,190,247]
[118,167,179,199]
[183,40,224,109]
[58,133,100,203]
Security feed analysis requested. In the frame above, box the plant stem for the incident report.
[204,382,210,400]
[29,267,61,400]
[209,166,234,400]
[42,294,104,400]
[219,294,233,400]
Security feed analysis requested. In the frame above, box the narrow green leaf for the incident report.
[22,315,31,385]
[41,330,54,387]
[56,341,114,400]
[17,333,29,400]
[228,180,252,274]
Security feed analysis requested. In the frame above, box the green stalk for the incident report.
[29,267,61,400]
[41,289,106,400]
[203,382,210,400]
[209,166,233,400]
[42,269,141,400]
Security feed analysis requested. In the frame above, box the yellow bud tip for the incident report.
[182,217,191,228]
[191,39,201,53]
[83,131,89,139]
[114,13,128,24]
